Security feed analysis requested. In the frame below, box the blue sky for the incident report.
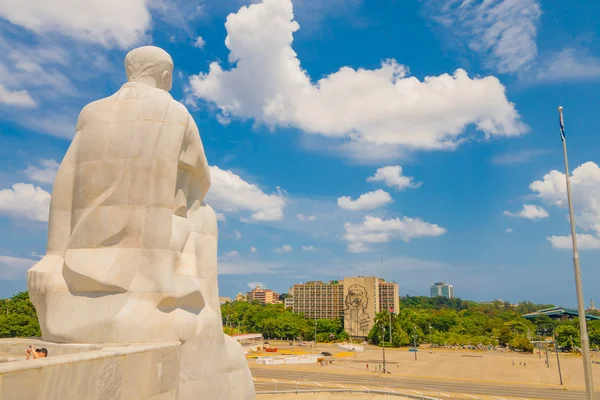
[0,0,599,307]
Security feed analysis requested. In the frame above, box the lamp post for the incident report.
[413,326,418,361]
[382,325,386,373]
[414,333,418,361]
[314,318,317,355]
[553,331,563,385]
[558,106,594,400]
[429,325,432,348]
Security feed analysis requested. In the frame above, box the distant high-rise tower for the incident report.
[591,298,596,311]
[430,282,454,299]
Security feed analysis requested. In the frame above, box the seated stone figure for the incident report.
[28,46,254,399]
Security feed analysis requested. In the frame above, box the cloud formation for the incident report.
[344,215,446,252]
[274,244,292,253]
[0,84,37,108]
[187,0,525,156]
[547,234,600,250]
[23,159,59,184]
[423,0,541,74]
[0,0,152,48]
[367,165,421,190]
[504,204,549,220]
[0,255,37,279]
[208,165,287,221]
[0,183,50,222]
[296,213,317,221]
[337,189,393,211]
[529,161,600,249]
[194,36,206,49]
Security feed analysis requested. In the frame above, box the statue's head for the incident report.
[125,46,174,91]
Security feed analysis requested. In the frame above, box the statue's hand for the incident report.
[28,254,65,294]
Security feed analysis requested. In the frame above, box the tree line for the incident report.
[367,296,600,352]
[0,292,598,354]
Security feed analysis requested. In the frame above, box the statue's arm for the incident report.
[179,114,211,204]
[46,126,81,255]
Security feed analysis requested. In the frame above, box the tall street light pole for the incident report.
[314,318,317,355]
[429,325,432,348]
[413,333,418,361]
[389,310,393,349]
[553,331,563,386]
[558,106,594,400]
[382,325,386,373]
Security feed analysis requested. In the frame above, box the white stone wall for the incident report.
[0,340,181,400]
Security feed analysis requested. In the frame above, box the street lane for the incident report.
[251,366,596,399]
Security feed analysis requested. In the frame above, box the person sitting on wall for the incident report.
[25,346,48,360]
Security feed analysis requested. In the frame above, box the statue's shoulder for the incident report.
[76,97,111,125]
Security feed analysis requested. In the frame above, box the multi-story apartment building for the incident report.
[379,280,400,313]
[284,297,294,309]
[292,280,345,319]
[430,282,454,299]
[246,286,279,304]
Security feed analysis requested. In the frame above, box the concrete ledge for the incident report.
[0,339,182,400]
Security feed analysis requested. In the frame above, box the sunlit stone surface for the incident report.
[27,46,254,400]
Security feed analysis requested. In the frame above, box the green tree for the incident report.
[510,336,534,352]
[555,325,581,351]
[0,292,41,338]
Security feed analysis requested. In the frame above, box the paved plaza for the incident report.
[249,341,600,399]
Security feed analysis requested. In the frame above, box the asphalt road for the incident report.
[251,366,598,399]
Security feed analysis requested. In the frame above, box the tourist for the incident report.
[25,346,48,360]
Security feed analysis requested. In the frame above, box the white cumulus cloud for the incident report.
[337,189,393,211]
[224,250,239,257]
[186,0,525,156]
[367,165,421,190]
[547,234,600,250]
[23,159,59,184]
[0,0,152,48]
[250,246,257,253]
[208,165,286,221]
[344,215,446,252]
[0,183,50,222]
[274,244,292,253]
[301,245,315,251]
[504,204,549,220]
[529,161,600,249]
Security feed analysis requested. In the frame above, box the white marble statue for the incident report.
[27,46,255,399]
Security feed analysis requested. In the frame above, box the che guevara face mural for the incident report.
[345,284,371,331]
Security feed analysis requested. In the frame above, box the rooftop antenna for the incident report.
[362,264,364,276]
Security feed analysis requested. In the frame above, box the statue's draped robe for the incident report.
[28,82,220,342]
